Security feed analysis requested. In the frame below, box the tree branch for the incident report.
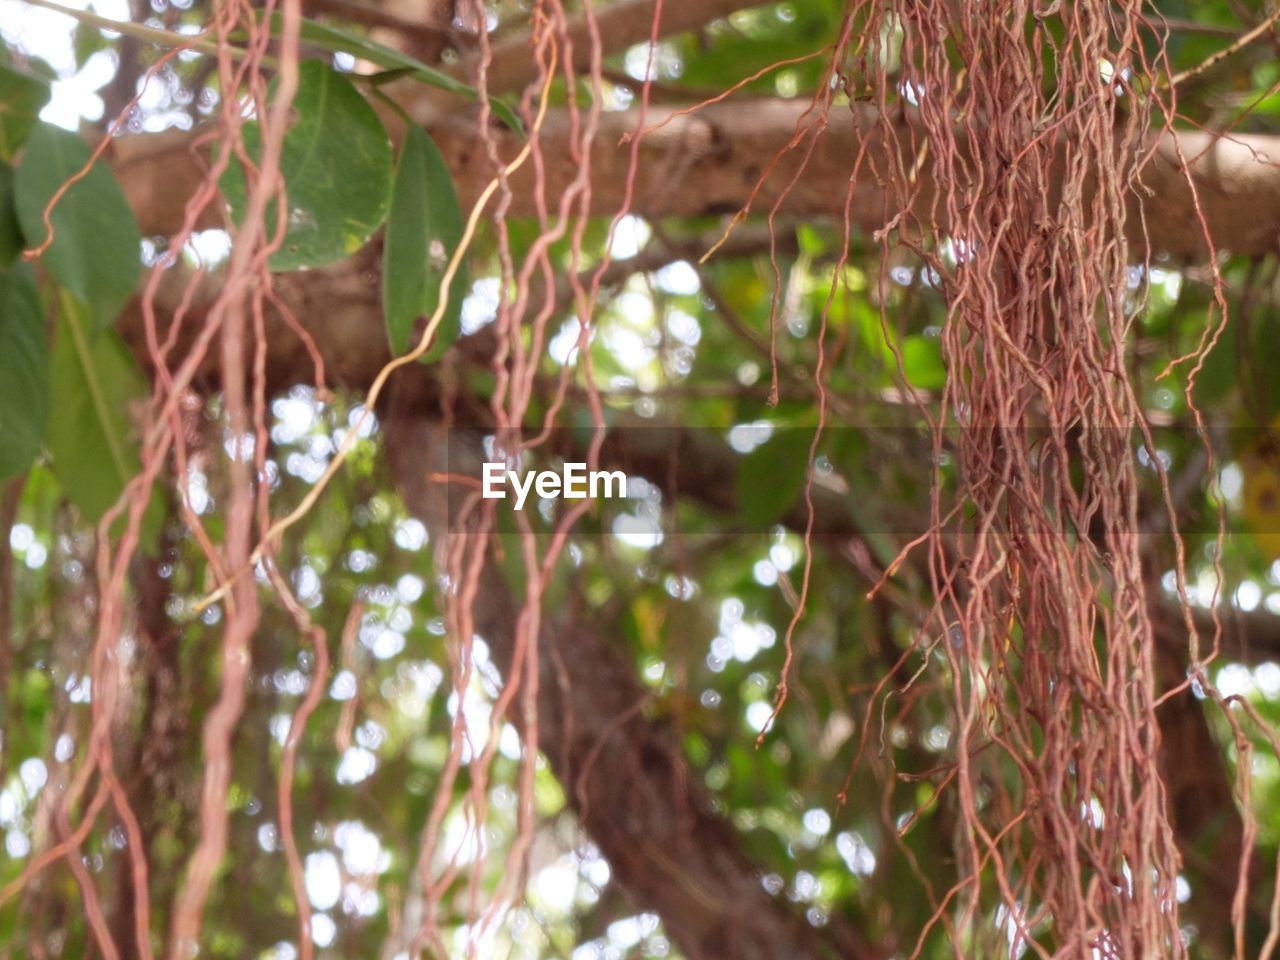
[111,99,1280,267]
[380,395,888,960]
[453,0,759,100]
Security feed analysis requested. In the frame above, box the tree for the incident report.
[1,0,1280,956]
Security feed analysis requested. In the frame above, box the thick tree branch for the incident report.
[111,100,1280,260]
[380,395,888,960]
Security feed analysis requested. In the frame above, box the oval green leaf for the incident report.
[383,125,467,359]
[222,61,393,271]
[0,64,50,162]
[15,123,141,330]
[47,291,149,525]
[0,263,48,482]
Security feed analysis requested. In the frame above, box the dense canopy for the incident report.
[4,0,1280,958]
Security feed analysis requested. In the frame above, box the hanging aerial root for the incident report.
[844,0,1227,954]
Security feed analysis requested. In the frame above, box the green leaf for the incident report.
[0,263,48,482]
[902,335,946,390]
[735,428,814,528]
[297,18,469,95]
[15,123,141,330]
[0,65,49,161]
[383,125,467,359]
[222,61,393,271]
[0,162,22,267]
[259,14,522,132]
[47,291,149,525]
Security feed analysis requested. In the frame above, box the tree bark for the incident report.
[380,389,888,960]
[111,100,1280,260]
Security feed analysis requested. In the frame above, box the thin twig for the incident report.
[1171,6,1280,87]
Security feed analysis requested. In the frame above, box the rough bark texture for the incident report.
[380,389,887,960]
[111,101,1280,260]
